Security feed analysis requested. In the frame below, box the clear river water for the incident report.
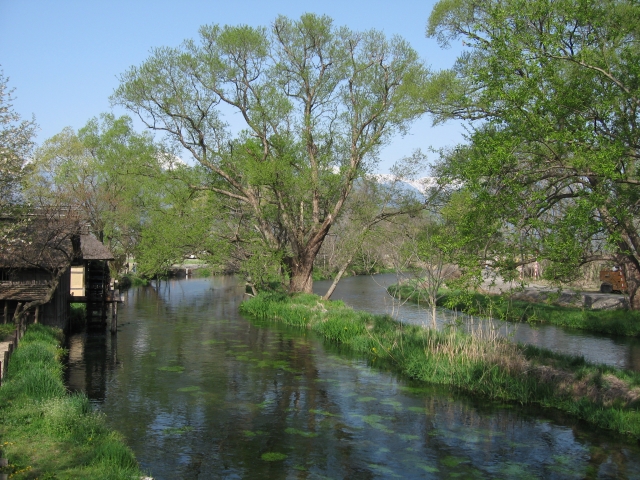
[65,275,640,479]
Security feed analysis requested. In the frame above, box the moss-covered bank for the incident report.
[0,324,146,479]
[389,284,640,337]
[240,292,640,440]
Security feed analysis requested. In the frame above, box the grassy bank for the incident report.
[0,324,145,479]
[240,292,640,440]
[388,284,640,337]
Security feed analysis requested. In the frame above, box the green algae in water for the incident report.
[367,464,401,478]
[158,366,185,372]
[177,386,200,392]
[416,463,439,473]
[309,409,339,417]
[163,426,194,435]
[261,452,287,461]
[257,399,274,409]
[357,396,376,402]
[398,434,420,441]
[498,462,539,479]
[243,430,256,437]
[399,386,435,395]
[407,406,426,413]
[235,355,249,361]
[201,339,224,345]
[381,399,403,409]
[441,455,467,468]
[548,454,581,477]
[148,352,157,357]
[285,427,319,438]
[358,415,394,434]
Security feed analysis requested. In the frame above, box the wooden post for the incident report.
[110,290,118,334]
[34,305,39,324]
[3,301,7,324]
[13,302,22,323]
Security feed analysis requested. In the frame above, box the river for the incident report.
[314,274,640,372]
[66,276,640,479]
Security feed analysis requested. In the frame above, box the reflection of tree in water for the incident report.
[66,278,640,478]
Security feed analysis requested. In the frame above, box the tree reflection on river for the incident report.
[66,276,640,479]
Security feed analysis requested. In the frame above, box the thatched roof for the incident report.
[0,217,79,270]
[0,214,113,270]
[80,234,114,260]
[0,282,50,301]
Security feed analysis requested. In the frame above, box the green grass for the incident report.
[389,284,640,337]
[0,324,145,479]
[0,323,15,341]
[69,303,86,332]
[119,273,149,288]
[240,292,640,440]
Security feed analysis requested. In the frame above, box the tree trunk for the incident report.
[622,258,640,310]
[431,303,437,329]
[323,256,354,300]
[289,253,315,293]
[288,227,331,294]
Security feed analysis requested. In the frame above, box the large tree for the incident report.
[112,14,432,293]
[428,0,640,308]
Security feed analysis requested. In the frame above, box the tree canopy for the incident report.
[428,0,640,308]
[0,70,37,212]
[28,114,185,274]
[112,13,433,292]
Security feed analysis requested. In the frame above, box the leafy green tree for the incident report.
[112,14,432,293]
[29,114,166,273]
[0,70,36,212]
[428,0,640,308]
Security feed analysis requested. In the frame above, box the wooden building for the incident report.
[0,214,114,331]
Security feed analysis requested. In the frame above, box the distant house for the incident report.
[0,213,113,331]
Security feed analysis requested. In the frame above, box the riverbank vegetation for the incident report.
[240,292,640,440]
[389,284,640,337]
[0,324,145,479]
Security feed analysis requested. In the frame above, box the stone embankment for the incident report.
[480,276,628,310]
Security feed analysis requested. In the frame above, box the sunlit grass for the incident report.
[0,324,145,479]
[389,284,640,337]
[241,292,640,440]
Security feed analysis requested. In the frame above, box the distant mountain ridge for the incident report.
[372,174,437,195]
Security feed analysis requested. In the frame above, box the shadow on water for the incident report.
[66,276,640,479]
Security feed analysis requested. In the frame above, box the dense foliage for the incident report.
[113,14,434,292]
[428,0,640,308]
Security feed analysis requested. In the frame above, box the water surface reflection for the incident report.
[66,277,640,479]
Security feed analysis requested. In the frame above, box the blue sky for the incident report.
[0,0,465,173]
